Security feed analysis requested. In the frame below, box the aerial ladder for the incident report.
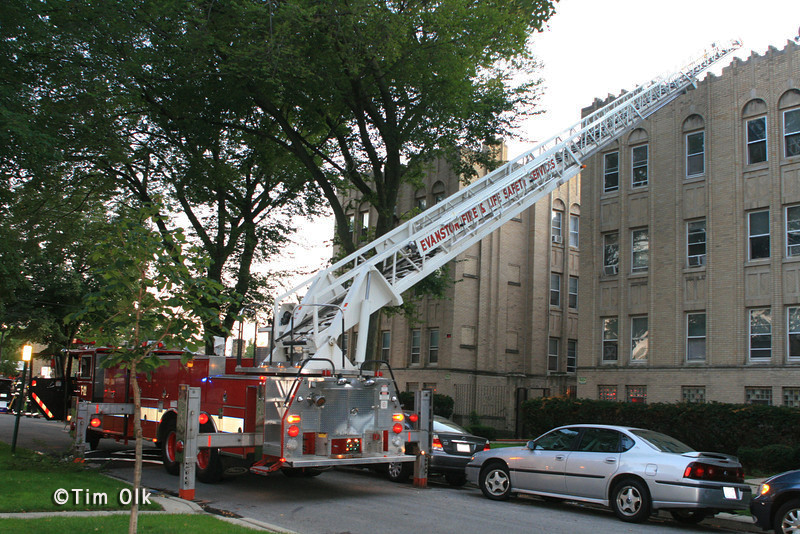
[266,41,741,371]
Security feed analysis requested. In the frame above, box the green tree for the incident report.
[69,207,224,534]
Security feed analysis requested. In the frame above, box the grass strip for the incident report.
[0,442,161,513]
[0,514,270,533]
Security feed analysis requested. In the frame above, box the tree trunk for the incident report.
[128,362,142,534]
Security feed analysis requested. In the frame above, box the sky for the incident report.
[267,0,800,311]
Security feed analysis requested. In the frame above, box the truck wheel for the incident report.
[86,429,101,451]
[610,478,651,523]
[160,420,179,475]
[196,423,223,483]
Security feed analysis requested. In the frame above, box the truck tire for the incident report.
[196,422,223,483]
[86,429,101,451]
[160,419,180,475]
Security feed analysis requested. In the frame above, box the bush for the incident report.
[466,424,497,441]
[521,397,800,473]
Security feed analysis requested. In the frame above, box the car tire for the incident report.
[445,473,467,487]
[386,461,411,482]
[774,499,800,534]
[479,462,511,501]
[669,510,709,524]
[160,419,180,475]
[610,478,651,523]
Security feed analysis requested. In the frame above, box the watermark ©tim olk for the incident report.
[53,487,152,506]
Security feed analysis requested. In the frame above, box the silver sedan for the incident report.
[465,424,752,524]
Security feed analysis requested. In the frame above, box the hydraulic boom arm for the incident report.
[266,40,741,371]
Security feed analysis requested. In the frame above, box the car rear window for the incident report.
[432,417,468,434]
[629,429,694,454]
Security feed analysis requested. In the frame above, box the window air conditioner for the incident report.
[688,255,706,267]
[552,235,563,244]
[603,264,618,276]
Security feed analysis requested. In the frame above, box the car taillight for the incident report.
[683,461,744,483]
[432,436,443,451]
[483,442,491,451]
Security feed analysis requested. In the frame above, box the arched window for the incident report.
[779,89,800,158]
[415,188,427,211]
[432,181,446,204]
[628,129,649,188]
[743,99,768,165]
[683,114,706,177]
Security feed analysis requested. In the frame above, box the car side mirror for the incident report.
[527,440,537,450]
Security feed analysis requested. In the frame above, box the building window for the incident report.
[550,273,561,307]
[745,387,772,405]
[789,307,800,360]
[598,385,617,401]
[630,316,648,362]
[787,205,800,257]
[686,131,705,177]
[603,232,619,275]
[358,207,370,239]
[784,387,800,407]
[548,337,559,372]
[631,145,648,187]
[603,152,619,193]
[631,228,649,273]
[626,386,647,403]
[748,210,770,260]
[406,382,419,392]
[785,108,800,157]
[432,181,446,204]
[410,329,421,365]
[423,382,437,392]
[568,276,578,309]
[687,219,707,267]
[381,330,391,360]
[415,189,427,211]
[569,214,579,248]
[687,312,706,361]
[747,116,767,164]
[602,317,618,362]
[567,340,576,373]
[428,329,439,364]
[749,308,772,361]
[551,209,563,243]
[682,386,706,403]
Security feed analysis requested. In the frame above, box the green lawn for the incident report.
[0,514,268,533]
[0,442,161,513]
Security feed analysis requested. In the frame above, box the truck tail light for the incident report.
[392,413,405,422]
[408,413,419,423]
[392,423,403,434]
[287,414,301,424]
[89,417,102,428]
[287,425,300,437]
[198,413,209,425]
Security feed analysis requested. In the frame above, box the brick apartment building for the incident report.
[577,40,800,405]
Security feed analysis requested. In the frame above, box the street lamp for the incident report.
[11,344,32,454]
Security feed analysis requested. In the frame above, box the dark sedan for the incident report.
[751,469,800,533]
[386,415,489,486]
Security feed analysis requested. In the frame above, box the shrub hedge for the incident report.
[398,391,454,419]
[521,397,800,473]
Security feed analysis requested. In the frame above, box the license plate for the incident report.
[456,443,471,453]
[723,487,738,500]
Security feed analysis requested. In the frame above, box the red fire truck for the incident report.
[67,342,410,482]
